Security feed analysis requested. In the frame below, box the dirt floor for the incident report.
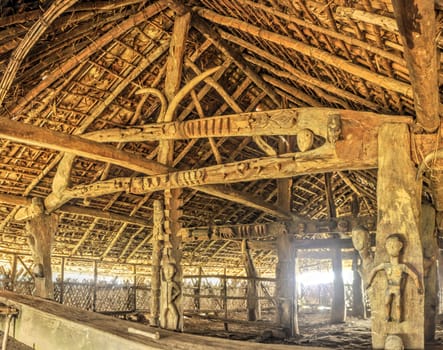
[184,311,443,349]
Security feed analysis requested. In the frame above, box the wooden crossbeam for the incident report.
[83,108,411,143]
[179,216,376,242]
[0,116,289,219]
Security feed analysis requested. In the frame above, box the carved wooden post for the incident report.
[25,198,59,299]
[352,251,366,318]
[241,239,258,321]
[440,250,443,314]
[421,202,438,341]
[150,199,164,326]
[374,123,424,349]
[159,189,183,331]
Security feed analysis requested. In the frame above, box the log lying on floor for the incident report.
[0,291,329,350]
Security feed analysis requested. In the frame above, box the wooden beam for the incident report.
[194,7,413,97]
[0,0,79,105]
[391,0,440,132]
[64,142,377,199]
[83,108,411,143]
[0,116,289,219]
[180,216,376,242]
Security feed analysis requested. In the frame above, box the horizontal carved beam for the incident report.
[84,108,411,143]
[0,116,290,220]
[247,238,354,251]
[180,216,376,242]
[0,193,150,227]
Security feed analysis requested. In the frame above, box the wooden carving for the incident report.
[83,108,411,143]
[160,261,180,330]
[296,129,314,152]
[366,234,423,322]
[384,334,404,350]
[351,225,373,275]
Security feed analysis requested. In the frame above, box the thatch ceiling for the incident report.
[0,0,439,272]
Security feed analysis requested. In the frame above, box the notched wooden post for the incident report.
[24,197,59,299]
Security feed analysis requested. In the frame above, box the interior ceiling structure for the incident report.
[0,0,438,272]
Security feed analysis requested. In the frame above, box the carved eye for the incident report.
[297,129,314,152]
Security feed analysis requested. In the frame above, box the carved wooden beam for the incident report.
[179,216,376,242]
[0,117,289,219]
[83,108,411,143]
[391,0,440,132]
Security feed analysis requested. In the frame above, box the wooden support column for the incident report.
[92,261,98,312]
[25,198,59,299]
[439,249,443,314]
[9,254,17,292]
[132,265,137,312]
[241,240,258,321]
[275,177,298,336]
[150,200,164,326]
[325,173,346,324]
[352,251,366,318]
[421,202,438,341]
[60,257,65,305]
[157,7,190,332]
[373,123,424,349]
[193,267,202,311]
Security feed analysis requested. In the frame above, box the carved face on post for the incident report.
[351,226,370,252]
[384,334,404,350]
[163,263,176,281]
[385,234,404,258]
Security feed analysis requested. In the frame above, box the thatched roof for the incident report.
[0,0,439,272]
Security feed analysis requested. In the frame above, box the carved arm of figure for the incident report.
[402,264,424,294]
[366,263,386,289]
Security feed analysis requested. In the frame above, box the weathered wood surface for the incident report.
[25,198,59,299]
[391,0,439,132]
[241,240,259,321]
[373,123,424,349]
[421,203,438,341]
[83,108,411,143]
[150,200,164,327]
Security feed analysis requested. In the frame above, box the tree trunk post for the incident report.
[25,198,59,299]
[242,239,258,321]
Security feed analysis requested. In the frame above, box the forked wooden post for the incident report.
[25,198,59,299]
[373,123,424,349]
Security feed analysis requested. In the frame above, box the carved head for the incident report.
[32,263,44,278]
[327,114,342,144]
[163,263,176,280]
[384,334,404,350]
[385,234,404,258]
[351,226,370,252]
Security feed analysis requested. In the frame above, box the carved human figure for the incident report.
[351,226,373,273]
[152,200,165,242]
[384,334,404,350]
[366,234,423,322]
[327,114,342,144]
[161,263,180,330]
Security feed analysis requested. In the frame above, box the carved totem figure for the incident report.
[366,234,423,322]
[327,113,342,144]
[351,225,373,274]
[160,260,180,330]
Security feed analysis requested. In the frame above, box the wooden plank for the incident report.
[84,108,411,143]
[391,0,439,132]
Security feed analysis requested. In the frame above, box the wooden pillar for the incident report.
[159,188,183,331]
[150,200,164,326]
[193,267,202,311]
[132,265,137,312]
[421,202,438,342]
[241,240,258,321]
[25,198,59,299]
[373,123,424,349]
[9,254,17,292]
[92,261,98,312]
[223,268,228,331]
[352,251,366,318]
[439,250,443,314]
[60,257,65,305]
[325,173,346,324]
